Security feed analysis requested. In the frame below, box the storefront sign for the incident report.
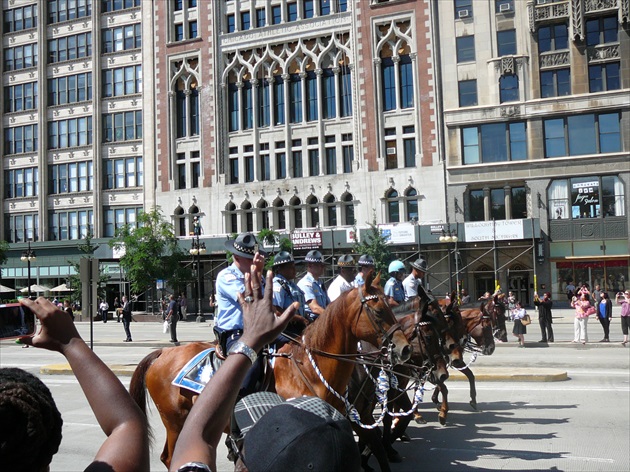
[346,228,359,243]
[430,225,445,234]
[378,224,416,245]
[464,220,524,242]
[291,230,322,249]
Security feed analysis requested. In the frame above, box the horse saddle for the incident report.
[172,348,225,394]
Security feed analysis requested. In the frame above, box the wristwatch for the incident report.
[227,341,257,364]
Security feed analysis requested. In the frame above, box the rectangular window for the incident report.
[322,69,336,119]
[188,20,197,39]
[229,157,239,184]
[178,163,186,189]
[241,11,250,30]
[541,68,571,98]
[272,5,282,24]
[258,81,270,127]
[4,125,38,155]
[50,162,93,193]
[175,23,184,41]
[289,74,303,123]
[399,55,413,109]
[586,16,618,47]
[260,154,270,181]
[588,63,620,93]
[308,149,319,176]
[102,24,141,53]
[342,145,353,173]
[456,35,475,63]
[245,156,254,182]
[102,111,140,142]
[304,0,314,18]
[499,74,519,103]
[4,43,38,72]
[5,213,39,243]
[511,187,527,219]
[242,81,253,129]
[325,148,336,175]
[3,4,38,32]
[458,79,477,107]
[490,189,506,220]
[497,29,517,56]
[462,122,526,164]
[48,32,92,63]
[538,24,568,52]
[338,0,348,12]
[339,67,352,117]
[454,0,473,19]
[228,83,239,131]
[4,167,39,198]
[403,138,416,168]
[256,8,266,27]
[191,161,200,188]
[102,66,140,97]
[227,14,235,33]
[276,153,286,179]
[102,207,141,237]
[382,58,395,111]
[4,82,38,113]
[320,0,331,15]
[48,0,91,24]
[274,76,285,125]
[287,2,298,21]
[544,112,621,158]
[306,71,318,121]
[292,151,303,178]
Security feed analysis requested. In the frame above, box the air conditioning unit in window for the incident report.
[458,9,470,19]
[386,147,397,155]
[499,3,512,12]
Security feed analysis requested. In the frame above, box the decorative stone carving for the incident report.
[571,0,585,41]
[622,0,630,23]
[587,44,620,62]
[500,106,521,117]
[584,0,617,13]
[539,51,570,68]
[500,56,515,75]
[9,117,15,123]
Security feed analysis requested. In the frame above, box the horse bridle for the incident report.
[357,284,404,360]
[484,300,506,338]
[459,310,493,353]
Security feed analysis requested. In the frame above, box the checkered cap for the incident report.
[224,232,267,259]
[337,255,355,267]
[358,254,375,266]
[304,250,324,264]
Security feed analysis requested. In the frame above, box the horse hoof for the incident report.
[470,401,478,410]
[414,416,427,425]
[387,449,403,463]
[399,433,411,443]
[439,415,447,426]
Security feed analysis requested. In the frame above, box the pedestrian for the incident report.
[384,260,406,307]
[534,291,554,343]
[402,258,428,301]
[166,294,179,343]
[179,292,187,320]
[99,298,109,323]
[510,300,527,347]
[460,288,471,304]
[571,293,592,344]
[121,295,133,342]
[113,296,121,322]
[327,255,356,302]
[565,280,576,300]
[208,294,216,319]
[63,300,74,321]
[353,255,375,288]
[297,250,330,322]
[271,251,307,348]
[596,292,612,342]
[507,291,517,311]
[616,290,629,346]
[593,284,604,305]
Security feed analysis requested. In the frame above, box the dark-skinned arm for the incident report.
[169,264,296,472]
[20,297,149,472]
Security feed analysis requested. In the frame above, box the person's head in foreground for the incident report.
[232,392,361,472]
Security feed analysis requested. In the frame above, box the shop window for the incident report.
[547,176,625,220]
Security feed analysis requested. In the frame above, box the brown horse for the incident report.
[130,273,411,469]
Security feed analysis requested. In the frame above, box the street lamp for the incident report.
[21,240,36,298]
[189,235,206,320]
[439,229,459,297]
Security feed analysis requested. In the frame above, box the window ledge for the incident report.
[167,37,203,48]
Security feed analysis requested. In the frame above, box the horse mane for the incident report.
[392,298,418,316]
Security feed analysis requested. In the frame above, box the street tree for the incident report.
[353,216,393,281]
[109,208,190,295]
[257,228,293,270]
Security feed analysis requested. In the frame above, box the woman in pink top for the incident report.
[616,290,630,346]
[571,293,592,344]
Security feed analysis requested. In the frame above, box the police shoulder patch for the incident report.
[223,273,237,282]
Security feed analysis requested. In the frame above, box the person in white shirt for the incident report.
[328,255,356,302]
[99,299,109,323]
[402,258,428,301]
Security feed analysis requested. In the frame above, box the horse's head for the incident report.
[461,308,495,355]
[485,297,507,343]
[412,320,449,384]
[418,289,459,355]
[349,273,411,365]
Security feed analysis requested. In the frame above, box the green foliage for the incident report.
[352,215,393,279]
[0,240,9,266]
[257,229,294,271]
[67,230,109,303]
[109,207,190,294]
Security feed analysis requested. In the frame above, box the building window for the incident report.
[50,161,94,194]
[454,0,473,19]
[338,0,348,12]
[538,24,568,52]
[325,195,337,227]
[258,79,271,127]
[226,203,237,233]
[322,69,336,119]
[48,73,92,105]
[342,193,354,225]
[544,112,621,158]
[102,24,141,53]
[102,66,141,97]
[256,8,266,27]
[260,153,271,181]
[589,63,620,93]
[229,157,239,185]
[102,111,141,143]
[4,82,38,112]
[174,0,183,11]
[258,201,270,230]
[586,16,618,47]
[342,145,353,174]
[386,189,399,223]
[49,209,94,241]
[548,176,625,220]
[48,117,93,149]
[104,157,143,189]
[48,33,92,63]
[48,0,91,24]
[458,79,477,107]
[242,81,253,129]
[173,67,200,138]
[272,5,282,24]
[4,167,38,198]
[292,197,303,229]
[399,55,413,109]
[274,199,286,230]
[4,125,38,155]
[227,14,235,33]
[276,153,287,179]
[339,66,352,117]
[102,0,141,12]
[3,44,38,71]
[405,188,418,221]
[228,83,239,131]
[243,202,254,232]
[499,74,519,103]
[382,58,395,112]
[320,0,331,15]
[3,4,37,32]
[308,149,319,176]
[306,71,318,121]
[103,207,142,237]
[490,189,506,220]
[462,122,527,164]
[304,0,314,18]
[497,29,516,56]
[292,150,303,178]
[307,196,319,227]
[511,186,527,219]
[325,148,336,175]
[469,189,484,221]
[245,155,254,183]
[188,21,198,39]
[5,213,39,243]
[541,68,570,98]
[456,35,475,63]
[274,76,285,125]
[241,11,251,30]
[403,138,416,168]
[495,0,514,13]
[289,74,303,123]
[287,2,298,21]
[381,55,413,111]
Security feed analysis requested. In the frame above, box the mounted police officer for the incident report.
[328,255,356,302]
[403,257,428,301]
[354,254,375,288]
[271,251,307,347]
[385,260,406,307]
[215,232,265,395]
[297,250,330,322]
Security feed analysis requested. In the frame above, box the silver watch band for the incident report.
[227,341,257,364]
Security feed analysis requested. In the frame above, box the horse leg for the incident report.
[463,367,478,410]
[436,381,449,425]
[389,394,413,444]
[353,425,392,472]
[432,384,440,405]
[381,399,403,462]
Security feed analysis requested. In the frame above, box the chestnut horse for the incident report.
[130,273,411,469]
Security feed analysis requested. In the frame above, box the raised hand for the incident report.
[19,297,80,352]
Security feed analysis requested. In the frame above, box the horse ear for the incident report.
[371,272,381,287]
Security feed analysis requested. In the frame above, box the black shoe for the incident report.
[123,339,132,342]
[399,433,411,442]
[170,340,179,343]
[538,340,547,343]
[600,339,609,342]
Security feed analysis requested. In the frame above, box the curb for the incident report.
[41,363,137,376]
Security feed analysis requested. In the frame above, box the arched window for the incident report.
[341,192,355,226]
[274,198,286,230]
[376,21,414,112]
[306,195,319,228]
[385,189,399,223]
[241,201,253,232]
[174,206,185,237]
[290,196,303,229]
[405,188,418,221]
[257,200,270,230]
[172,58,200,139]
[324,194,337,227]
[225,202,237,234]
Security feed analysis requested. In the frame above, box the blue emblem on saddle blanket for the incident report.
[172,348,224,394]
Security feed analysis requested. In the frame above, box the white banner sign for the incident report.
[346,228,359,243]
[464,219,524,242]
[378,224,416,245]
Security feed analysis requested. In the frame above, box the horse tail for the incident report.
[129,348,163,442]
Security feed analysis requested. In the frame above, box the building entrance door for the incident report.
[475,277,494,301]
[509,273,530,306]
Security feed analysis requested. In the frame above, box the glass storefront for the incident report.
[552,259,628,300]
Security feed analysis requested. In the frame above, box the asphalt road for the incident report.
[1,309,628,471]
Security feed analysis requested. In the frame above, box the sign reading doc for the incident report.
[379,224,416,245]
[291,230,322,249]
[464,220,524,242]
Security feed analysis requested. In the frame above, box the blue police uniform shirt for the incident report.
[384,277,405,303]
[215,263,246,331]
[353,272,366,288]
[273,274,306,317]
[298,272,330,319]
